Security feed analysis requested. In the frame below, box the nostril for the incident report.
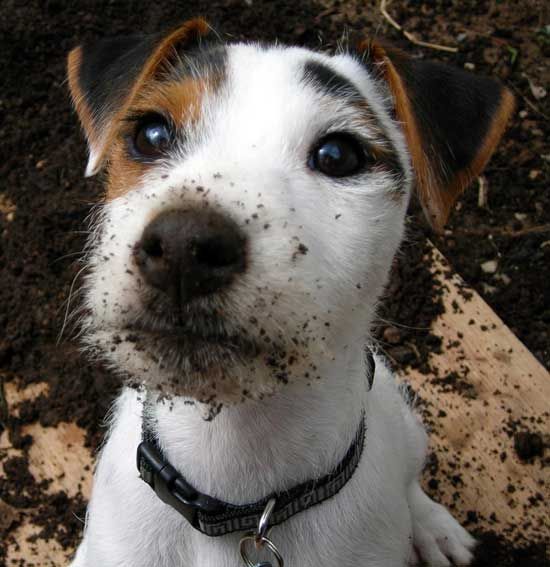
[142,235,164,258]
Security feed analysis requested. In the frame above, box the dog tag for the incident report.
[239,532,284,567]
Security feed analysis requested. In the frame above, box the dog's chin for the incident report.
[84,324,306,404]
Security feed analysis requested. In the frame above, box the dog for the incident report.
[66,18,514,567]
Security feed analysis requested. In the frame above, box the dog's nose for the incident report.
[135,209,246,302]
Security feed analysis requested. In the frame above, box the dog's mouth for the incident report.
[122,322,264,363]
[89,297,281,376]
[116,293,248,348]
[84,285,306,400]
[89,315,298,402]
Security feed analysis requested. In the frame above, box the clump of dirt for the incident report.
[373,220,446,372]
[0,455,87,558]
[514,430,545,461]
[472,531,548,567]
[0,0,547,565]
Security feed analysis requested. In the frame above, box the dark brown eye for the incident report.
[133,116,172,159]
[309,134,366,178]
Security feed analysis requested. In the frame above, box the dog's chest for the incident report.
[88,386,415,567]
[148,505,412,567]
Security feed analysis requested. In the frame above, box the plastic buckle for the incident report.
[137,441,200,526]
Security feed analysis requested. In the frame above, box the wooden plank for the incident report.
[402,245,549,546]
[1,246,548,564]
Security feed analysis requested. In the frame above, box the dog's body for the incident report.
[72,363,470,567]
[67,20,513,567]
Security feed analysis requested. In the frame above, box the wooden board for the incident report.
[1,245,548,564]
[400,246,549,547]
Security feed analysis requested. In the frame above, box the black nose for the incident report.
[135,209,246,303]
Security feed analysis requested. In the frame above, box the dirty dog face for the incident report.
[68,20,513,403]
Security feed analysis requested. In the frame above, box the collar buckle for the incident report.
[137,440,202,527]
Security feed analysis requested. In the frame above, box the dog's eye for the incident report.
[309,134,366,178]
[133,116,172,159]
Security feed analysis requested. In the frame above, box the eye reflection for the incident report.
[132,116,172,159]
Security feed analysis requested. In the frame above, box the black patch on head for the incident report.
[303,60,362,100]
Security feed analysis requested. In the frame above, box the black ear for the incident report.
[358,41,515,231]
[67,18,211,176]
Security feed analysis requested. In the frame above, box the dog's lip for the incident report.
[124,325,241,344]
[108,323,264,355]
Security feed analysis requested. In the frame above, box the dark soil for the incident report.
[0,1,548,565]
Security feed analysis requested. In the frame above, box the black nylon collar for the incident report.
[137,352,373,537]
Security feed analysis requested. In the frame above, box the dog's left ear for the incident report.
[358,41,515,231]
[67,18,211,176]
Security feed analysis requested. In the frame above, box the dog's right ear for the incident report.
[356,40,515,231]
[67,18,211,177]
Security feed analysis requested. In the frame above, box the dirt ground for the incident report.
[0,0,548,565]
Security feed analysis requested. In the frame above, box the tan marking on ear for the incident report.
[67,46,99,149]
[445,88,516,223]
[360,40,514,231]
[362,41,439,224]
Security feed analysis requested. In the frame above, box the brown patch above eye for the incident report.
[106,138,149,201]
[347,100,407,194]
[130,76,212,126]
[366,138,405,182]
[104,76,214,201]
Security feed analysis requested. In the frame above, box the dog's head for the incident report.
[67,19,513,404]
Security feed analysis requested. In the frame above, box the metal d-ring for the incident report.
[239,498,284,567]
[257,498,276,541]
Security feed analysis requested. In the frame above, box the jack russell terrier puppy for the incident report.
[66,18,514,567]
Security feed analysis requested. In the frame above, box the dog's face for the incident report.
[67,20,513,404]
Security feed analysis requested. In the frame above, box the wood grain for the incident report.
[402,245,549,546]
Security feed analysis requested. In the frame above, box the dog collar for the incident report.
[137,352,374,537]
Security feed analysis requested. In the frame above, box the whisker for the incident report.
[57,264,90,344]
[372,316,430,332]
[51,250,87,264]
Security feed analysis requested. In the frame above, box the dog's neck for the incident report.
[147,345,369,506]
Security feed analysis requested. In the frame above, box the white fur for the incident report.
[70,44,475,566]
